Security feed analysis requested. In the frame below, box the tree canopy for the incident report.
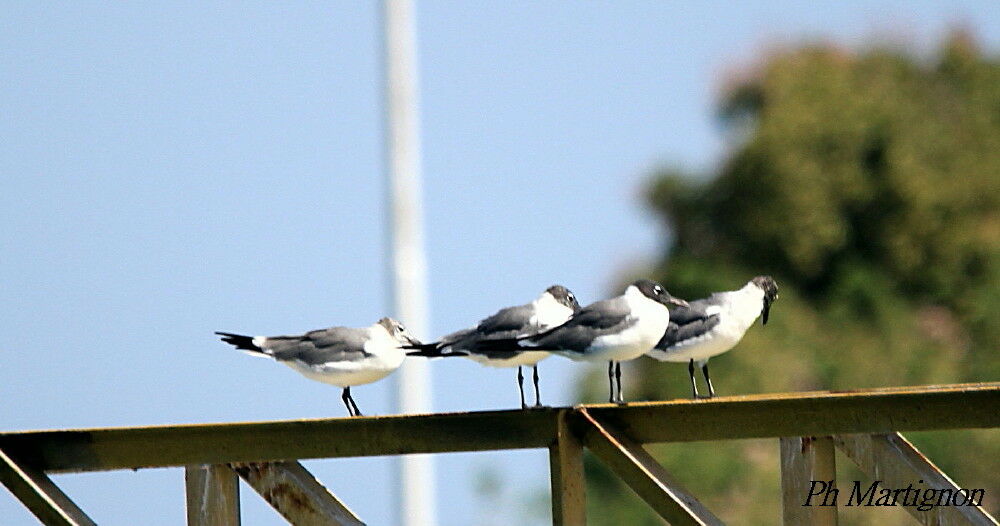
[582,32,999,525]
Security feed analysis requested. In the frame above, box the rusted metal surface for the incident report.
[548,410,586,526]
[231,460,365,526]
[578,409,724,526]
[185,464,240,526]
[586,382,1000,444]
[0,448,96,526]
[835,433,998,526]
[0,407,560,474]
[780,436,838,526]
[0,383,997,526]
[1,383,996,474]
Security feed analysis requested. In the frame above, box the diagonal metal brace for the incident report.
[0,448,96,526]
[576,409,724,526]
[230,460,365,526]
[835,432,998,526]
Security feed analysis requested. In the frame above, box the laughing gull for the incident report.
[406,285,580,408]
[481,279,688,404]
[215,317,420,416]
[647,276,779,398]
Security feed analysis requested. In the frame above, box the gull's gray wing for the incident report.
[656,315,721,350]
[655,298,720,351]
[264,327,372,365]
[435,327,476,347]
[434,304,531,346]
[438,303,535,347]
[531,296,633,351]
[662,298,713,325]
[475,304,534,336]
[441,304,536,359]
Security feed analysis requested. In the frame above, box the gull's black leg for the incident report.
[700,361,716,398]
[341,387,356,417]
[607,361,615,403]
[517,366,527,409]
[614,361,624,404]
[346,386,363,416]
[532,364,543,408]
[688,359,700,399]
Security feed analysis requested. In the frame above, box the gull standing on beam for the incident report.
[405,285,581,408]
[647,276,779,398]
[480,279,688,404]
[215,317,420,416]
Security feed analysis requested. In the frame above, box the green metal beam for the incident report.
[0,448,96,526]
[0,407,559,474]
[585,382,1000,444]
[0,383,996,475]
[578,410,724,526]
[548,410,586,526]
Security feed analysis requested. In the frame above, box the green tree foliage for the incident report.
[583,32,999,525]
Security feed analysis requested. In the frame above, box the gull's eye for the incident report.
[654,285,662,295]
[567,293,575,302]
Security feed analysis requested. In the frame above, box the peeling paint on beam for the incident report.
[780,437,838,526]
[184,464,240,526]
[231,461,366,526]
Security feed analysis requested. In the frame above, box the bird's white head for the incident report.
[628,279,689,308]
[545,284,581,312]
[377,317,422,346]
[749,276,779,325]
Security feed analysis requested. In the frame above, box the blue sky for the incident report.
[2,2,997,525]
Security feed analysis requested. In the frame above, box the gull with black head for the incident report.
[647,275,779,398]
[215,317,420,416]
[481,279,688,404]
[406,285,580,408]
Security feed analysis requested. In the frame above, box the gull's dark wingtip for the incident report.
[405,343,469,358]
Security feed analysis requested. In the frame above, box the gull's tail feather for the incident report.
[215,331,263,354]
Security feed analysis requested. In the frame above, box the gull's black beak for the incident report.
[762,300,772,325]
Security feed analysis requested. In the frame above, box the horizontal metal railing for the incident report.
[1,382,998,525]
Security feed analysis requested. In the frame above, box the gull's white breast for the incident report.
[579,292,670,362]
[467,351,550,368]
[655,289,764,362]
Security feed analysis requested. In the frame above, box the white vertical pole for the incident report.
[381,1,436,526]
